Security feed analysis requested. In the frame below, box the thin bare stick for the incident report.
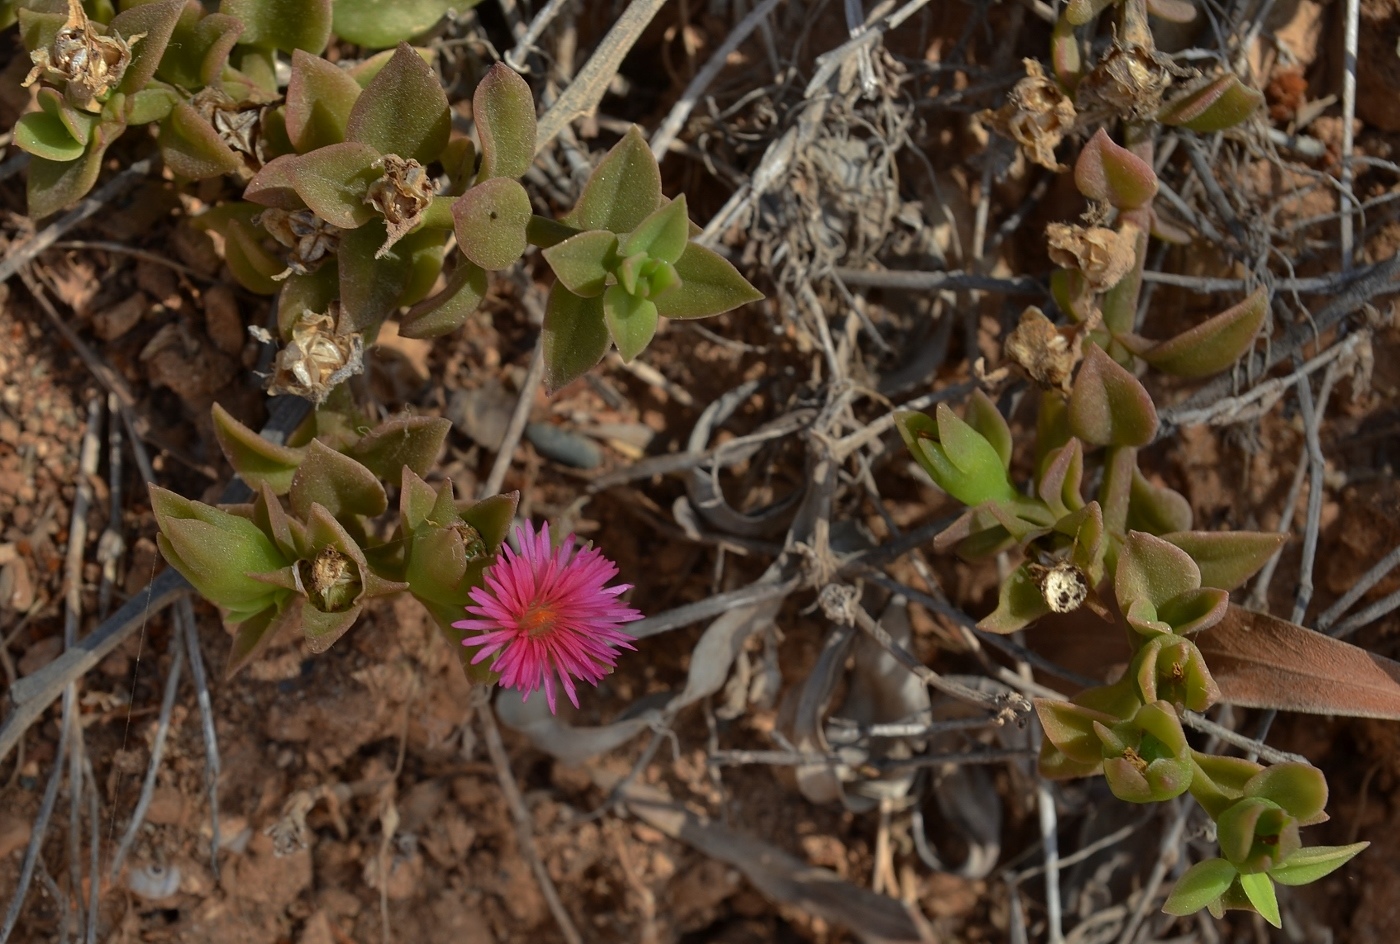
[1341,0,1359,267]
[1180,711,1305,765]
[49,240,214,281]
[108,632,185,881]
[534,0,671,151]
[0,688,72,944]
[481,332,545,500]
[830,266,1044,295]
[1114,799,1190,944]
[1244,437,1308,612]
[478,693,583,944]
[0,158,154,286]
[649,0,786,159]
[505,0,576,70]
[1330,585,1400,639]
[1319,541,1400,631]
[179,596,222,880]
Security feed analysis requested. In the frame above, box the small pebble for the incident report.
[526,423,602,469]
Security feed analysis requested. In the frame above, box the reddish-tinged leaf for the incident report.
[1126,287,1269,378]
[285,49,361,153]
[1158,73,1263,133]
[1199,606,1400,719]
[473,62,536,180]
[1075,129,1158,210]
[1068,344,1158,446]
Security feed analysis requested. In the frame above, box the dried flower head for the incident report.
[1003,306,1083,393]
[365,154,435,259]
[1046,222,1137,293]
[191,87,269,169]
[267,303,364,403]
[454,522,641,713]
[24,0,143,112]
[980,59,1077,171]
[1076,41,1183,122]
[258,208,341,277]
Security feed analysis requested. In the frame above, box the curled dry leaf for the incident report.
[257,208,341,278]
[1046,222,1137,293]
[980,58,1076,171]
[1003,305,1082,393]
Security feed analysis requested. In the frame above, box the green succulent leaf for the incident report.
[473,62,536,181]
[346,42,450,165]
[1126,467,1193,535]
[1270,843,1369,887]
[27,139,110,218]
[1238,872,1281,928]
[212,403,307,494]
[400,261,488,339]
[1064,0,1116,26]
[219,0,331,53]
[348,415,451,482]
[653,243,763,320]
[542,229,619,298]
[542,283,610,392]
[1244,763,1328,822]
[1163,858,1238,917]
[223,216,284,294]
[160,101,244,180]
[461,491,519,550]
[1116,530,1202,615]
[603,285,660,362]
[570,125,662,233]
[126,86,179,126]
[332,0,465,48]
[155,7,242,88]
[1161,530,1286,591]
[288,440,388,521]
[15,111,85,162]
[225,601,296,677]
[1068,344,1159,446]
[620,194,691,265]
[289,141,382,229]
[151,485,289,614]
[979,563,1052,634]
[339,220,413,332]
[1035,698,1118,766]
[897,404,1018,508]
[1075,129,1158,210]
[1156,586,1229,635]
[452,177,532,271]
[1158,73,1264,133]
[965,388,1013,472]
[1127,287,1269,378]
[285,49,362,153]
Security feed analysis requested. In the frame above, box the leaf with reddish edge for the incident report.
[542,283,610,392]
[110,0,184,96]
[345,42,449,165]
[160,101,244,180]
[1198,606,1400,719]
[212,402,306,494]
[569,125,661,233]
[1161,530,1285,590]
[290,141,381,229]
[1123,287,1269,378]
[400,261,487,339]
[285,49,361,153]
[453,177,532,271]
[1075,129,1158,210]
[1068,344,1159,447]
[1158,73,1264,132]
[219,0,331,54]
[474,62,536,180]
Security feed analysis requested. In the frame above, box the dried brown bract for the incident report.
[1075,41,1184,122]
[1046,222,1137,293]
[365,155,435,259]
[23,0,143,112]
[300,546,361,612]
[191,87,269,170]
[980,59,1076,171]
[257,208,341,278]
[268,303,364,404]
[1003,306,1082,393]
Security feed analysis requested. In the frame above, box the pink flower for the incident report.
[455,521,641,713]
